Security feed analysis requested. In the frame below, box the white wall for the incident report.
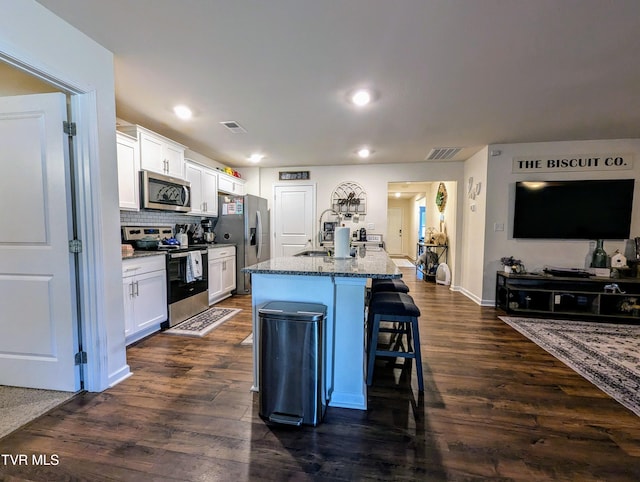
[258,162,464,284]
[236,166,261,196]
[459,147,489,303]
[1,0,128,390]
[482,139,640,302]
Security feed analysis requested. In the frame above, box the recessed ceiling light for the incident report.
[357,147,372,159]
[248,153,264,163]
[351,89,372,106]
[395,192,401,198]
[173,104,192,120]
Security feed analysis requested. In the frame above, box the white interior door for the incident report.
[273,184,315,256]
[0,92,79,391]
[387,207,403,255]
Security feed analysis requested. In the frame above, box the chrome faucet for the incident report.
[318,209,341,246]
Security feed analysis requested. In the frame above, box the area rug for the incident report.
[0,386,75,439]
[392,258,415,268]
[500,316,640,417]
[240,333,253,346]
[164,307,241,337]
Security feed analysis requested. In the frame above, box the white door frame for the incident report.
[272,182,317,256]
[0,55,108,392]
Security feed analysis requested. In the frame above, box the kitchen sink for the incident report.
[294,249,330,257]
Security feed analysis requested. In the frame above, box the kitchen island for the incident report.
[243,248,401,410]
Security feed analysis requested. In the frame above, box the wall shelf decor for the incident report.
[331,181,367,218]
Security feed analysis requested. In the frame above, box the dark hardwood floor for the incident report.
[1,268,639,481]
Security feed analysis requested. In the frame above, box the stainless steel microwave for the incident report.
[140,170,191,212]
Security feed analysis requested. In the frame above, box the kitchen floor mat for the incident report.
[163,307,241,337]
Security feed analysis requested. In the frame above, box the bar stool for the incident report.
[366,292,424,391]
[370,278,410,294]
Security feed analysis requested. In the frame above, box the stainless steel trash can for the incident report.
[259,301,327,426]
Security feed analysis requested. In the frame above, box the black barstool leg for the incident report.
[411,317,424,392]
[366,314,381,386]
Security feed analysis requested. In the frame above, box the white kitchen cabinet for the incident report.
[184,159,218,216]
[217,171,245,195]
[208,246,236,305]
[116,131,140,211]
[122,255,167,345]
[120,124,186,179]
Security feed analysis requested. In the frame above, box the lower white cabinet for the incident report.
[208,246,236,305]
[122,255,167,345]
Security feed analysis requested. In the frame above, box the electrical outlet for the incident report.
[494,223,504,232]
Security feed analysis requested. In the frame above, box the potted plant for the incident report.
[501,256,523,273]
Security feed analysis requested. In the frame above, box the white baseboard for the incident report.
[457,286,494,306]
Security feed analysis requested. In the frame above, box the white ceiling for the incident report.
[35,0,640,169]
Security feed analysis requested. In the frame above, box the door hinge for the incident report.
[69,239,83,253]
[63,121,77,136]
[74,351,87,365]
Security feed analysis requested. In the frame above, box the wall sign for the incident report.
[512,153,633,173]
[279,170,310,180]
[331,181,367,217]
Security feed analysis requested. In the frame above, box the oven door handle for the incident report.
[169,250,207,259]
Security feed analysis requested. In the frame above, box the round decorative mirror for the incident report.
[435,182,448,213]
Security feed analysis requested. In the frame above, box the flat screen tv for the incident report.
[513,179,635,239]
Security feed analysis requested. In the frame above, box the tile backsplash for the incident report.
[120,210,215,228]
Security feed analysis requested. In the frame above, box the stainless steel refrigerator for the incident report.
[214,194,270,294]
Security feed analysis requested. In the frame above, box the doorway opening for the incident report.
[0,59,86,434]
[387,181,456,283]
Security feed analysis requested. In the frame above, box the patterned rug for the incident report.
[164,307,241,337]
[500,316,640,417]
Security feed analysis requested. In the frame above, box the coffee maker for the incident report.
[201,219,215,243]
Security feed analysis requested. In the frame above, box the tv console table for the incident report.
[496,271,640,323]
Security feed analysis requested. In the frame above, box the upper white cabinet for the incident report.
[184,159,218,216]
[218,171,245,195]
[120,125,186,179]
[116,131,140,211]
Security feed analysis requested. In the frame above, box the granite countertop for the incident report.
[122,243,236,260]
[122,251,166,260]
[242,248,401,279]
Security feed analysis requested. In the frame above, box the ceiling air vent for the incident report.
[219,120,247,134]
[425,147,462,160]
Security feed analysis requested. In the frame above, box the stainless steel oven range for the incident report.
[122,225,209,327]
[165,247,208,327]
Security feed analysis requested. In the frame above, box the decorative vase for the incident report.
[591,239,608,268]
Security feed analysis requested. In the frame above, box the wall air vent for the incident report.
[425,147,462,160]
[219,120,247,134]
